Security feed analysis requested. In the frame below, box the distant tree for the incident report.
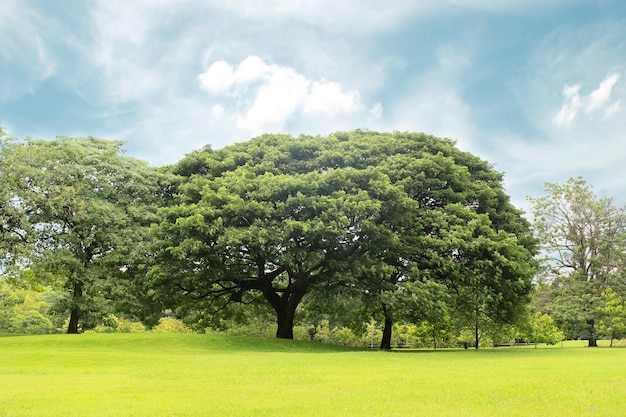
[597,288,626,347]
[0,137,163,333]
[0,283,54,334]
[530,178,626,346]
[525,312,565,348]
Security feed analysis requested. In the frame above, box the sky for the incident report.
[2,0,625,214]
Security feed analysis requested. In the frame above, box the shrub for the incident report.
[90,315,145,333]
[0,310,53,334]
[152,317,191,334]
[333,327,361,347]
[293,324,315,341]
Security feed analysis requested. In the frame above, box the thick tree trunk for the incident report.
[67,281,83,334]
[380,304,393,350]
[587,319,598,347]
[266,284,307,340]
[275,306,296,339]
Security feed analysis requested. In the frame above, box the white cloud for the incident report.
[604,100,621,119]
[303,81,360,116]
[87,0,216,103]
[197,56,272,94]
[197,61,236,93]
[552,84,582,129]
[587,73,620,113]
[236,65,310,133]
[198,56,362,135]
[552,73,621,129]
[381,81,475,150]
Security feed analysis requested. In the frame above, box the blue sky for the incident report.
[2,0,625,213]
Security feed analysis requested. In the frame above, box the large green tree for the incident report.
[154,130,537,341]
[530,178,626,346]
[1,137,163,333]
[152,166,402,338]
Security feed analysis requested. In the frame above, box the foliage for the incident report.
[0,137,165,333]
[530,178,626,346]
[0,283,54,334]
[525,312,565,347]
[2,130,538,342]
[90,314,146,333]
[217,315,277,338]
[152,317,192,334]
[597,288,626,346]
[0,310,53,334]
[153,131,537,342]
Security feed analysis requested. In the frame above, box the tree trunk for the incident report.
[67,281,83,334]
[587,319,598,347]
[474,315,480,350]
[275,306,296,339]
[265,284,307,340]
[380,304,393,350]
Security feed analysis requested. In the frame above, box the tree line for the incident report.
[1,128,624,348]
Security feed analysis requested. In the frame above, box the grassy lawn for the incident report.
[1,334,625,416]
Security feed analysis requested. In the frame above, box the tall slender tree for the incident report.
[530,178,626,346]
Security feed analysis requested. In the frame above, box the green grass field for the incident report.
[1,333,625,416]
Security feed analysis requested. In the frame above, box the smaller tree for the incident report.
[0,283,55,334]
[1,137,163,333]
[597,288,626,347]
[525,312,565,348]
[530,178,626,346]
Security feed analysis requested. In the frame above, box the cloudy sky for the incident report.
[2,0,625,213]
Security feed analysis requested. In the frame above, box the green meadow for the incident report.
[1,334,625,417]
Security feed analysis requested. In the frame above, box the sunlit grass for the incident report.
[1,333,625,416]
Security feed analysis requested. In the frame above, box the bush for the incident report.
[90,315,145,333]
[311,320,364,347]
[152,317,191,334]
[0,310,53,334]
[333,327,361,347]
[293,324,314,341]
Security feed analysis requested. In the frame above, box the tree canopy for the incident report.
[152,130,538,342]
[1,130,540,344]
[1,136,164,332]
